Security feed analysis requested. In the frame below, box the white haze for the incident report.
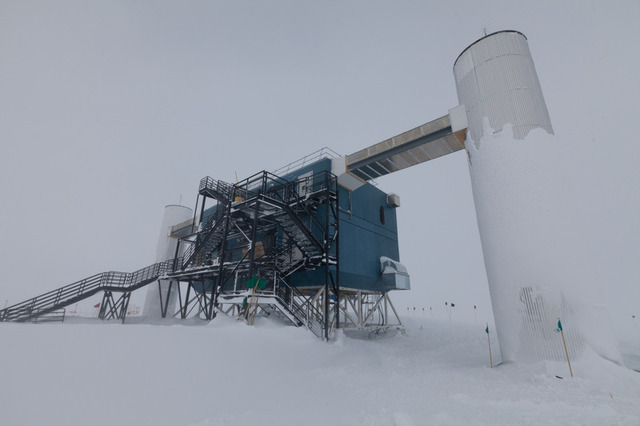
[0,1,638,349]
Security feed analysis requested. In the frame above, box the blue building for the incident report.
[166,150,409,338]
[1,107,463,336]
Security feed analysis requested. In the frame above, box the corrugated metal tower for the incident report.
[453,30,553,142]
[454,31,620,364]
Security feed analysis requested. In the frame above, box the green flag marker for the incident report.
[245,274,258,288]
[556,317,573,377]
[257,278,267,290]
[485,322,493,368]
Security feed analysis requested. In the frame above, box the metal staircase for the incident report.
[217,281,325,338]
[167,169,339,338]
[271,208,323,260]
[1,169,339,340]
[179,213,226,270]
[273,281,325,337]
[198,176,235,206]
[0,260,174,323]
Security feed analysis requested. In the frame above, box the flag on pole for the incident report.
[485,322,493,368]
[556,317,573,377]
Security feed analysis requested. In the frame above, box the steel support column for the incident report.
[211,197,233,318]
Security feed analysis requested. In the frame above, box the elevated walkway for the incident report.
[0,256,325,336]
[346,110,467,181]
[0,260,174,323]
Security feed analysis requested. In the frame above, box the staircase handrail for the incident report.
[272,147,340,177]
[274,280,325,338]
[178,203,226,270]
[199,177,235,205]
[262,170,337,254]
[179,216,225,270]
[0,259,175,322]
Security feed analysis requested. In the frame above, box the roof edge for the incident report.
[453,30,527,69]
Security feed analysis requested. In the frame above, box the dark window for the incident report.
[379,206,385,225]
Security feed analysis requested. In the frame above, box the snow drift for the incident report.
[0,316,637,425]
[466,120,621,364]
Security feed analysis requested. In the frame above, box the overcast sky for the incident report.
[1,1,638,335]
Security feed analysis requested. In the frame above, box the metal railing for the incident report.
[274,281,325,338]
[187,168,338,339]
[177,198,229,271]
[272,147,341,177]
[199,177,236,205]
[32,308,66,323]
[0,259,175,323]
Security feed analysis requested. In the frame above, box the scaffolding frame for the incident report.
[167,169,340,339]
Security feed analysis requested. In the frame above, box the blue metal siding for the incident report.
[198,157,403,293]
[290,180,401,292]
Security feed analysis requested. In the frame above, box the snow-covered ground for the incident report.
[1,316,638,425]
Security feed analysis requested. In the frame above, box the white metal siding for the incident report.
[453,31,553,142]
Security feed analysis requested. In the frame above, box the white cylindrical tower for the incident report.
[454,31,620,364]
[143,204,193,319]
[454,30,553,142]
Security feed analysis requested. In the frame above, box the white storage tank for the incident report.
[143,204,193,319]
[453,31,620,365]
[454,30,553,142]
